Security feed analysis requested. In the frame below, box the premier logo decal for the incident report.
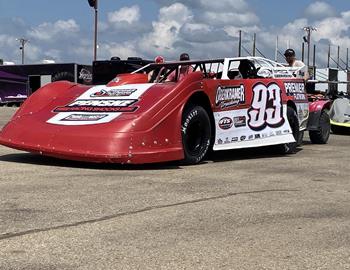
[54,99,138,113]
[215,85,245,108]
[90,88,137,97]
[284,82,306,100]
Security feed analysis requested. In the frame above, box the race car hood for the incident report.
[0,72,204,163]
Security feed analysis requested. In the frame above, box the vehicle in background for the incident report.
[92,57,152,85]
[0,71,28,106]
[0,63,92,105]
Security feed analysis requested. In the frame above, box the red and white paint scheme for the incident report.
[0,57,329,164]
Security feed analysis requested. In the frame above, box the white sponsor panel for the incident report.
[47,83,154,126]
[214,82,294,151]
[213,105,294,151]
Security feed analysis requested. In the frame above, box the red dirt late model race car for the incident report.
[0,57,330,164]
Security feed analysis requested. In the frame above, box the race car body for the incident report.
[0,57,324,164]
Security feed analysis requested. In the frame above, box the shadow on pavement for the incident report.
[0,145,302,170]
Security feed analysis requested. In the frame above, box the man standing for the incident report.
[284,49,309,81]
[167,53,194,82]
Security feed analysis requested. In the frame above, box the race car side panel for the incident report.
[201,78,307,151]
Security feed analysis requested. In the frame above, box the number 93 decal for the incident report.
[248,83,285,131]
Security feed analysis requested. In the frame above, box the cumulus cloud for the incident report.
[1,1,349,68]
[28,19,80,42]
[304,1,336,20]
[107,5,140,25]
[139,3,193,57]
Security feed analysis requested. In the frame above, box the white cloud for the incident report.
[139,3,193,57]
[304,1,336,19]
[199,0,249,12]
[202,11,259,27]
[28,19,79,41]
[108,5,140,24]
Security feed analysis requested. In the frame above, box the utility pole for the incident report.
[303,26,317,69]
[238,30,242,57]
[16,38,29,64]
[275,36,279,62]
[346,48,349,71]
[88,0,98,61]
[301,42,305,62]
[252,33,256,57]
[327,44,331,68]
[337,45,340,69]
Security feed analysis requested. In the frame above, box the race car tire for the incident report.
[297,130,304,146]
[275,107,299,154]
[52,72,75,82]
[181,106,211,165]
[309,110,330,144]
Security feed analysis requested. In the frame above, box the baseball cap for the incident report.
[179,53,190,61]
[284,49,296,57]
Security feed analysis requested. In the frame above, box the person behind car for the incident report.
[148,55,166,82]
[167,53,194,82]
[284,48,310,81]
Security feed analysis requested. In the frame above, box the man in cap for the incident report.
[167,53,194,82]
[284,48,309,81]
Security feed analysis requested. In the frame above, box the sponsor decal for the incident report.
[62,114,108,121]
[90,88,137,97]
[215,85,245,109]
[248,83,285,131]
[284,82,306,100]
[54,99,138,113]
[233,116,246,127]
[218,117,233,130]
[231,137,238,142]
[79,68,92,84]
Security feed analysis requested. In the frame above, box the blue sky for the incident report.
[0,0,349,67]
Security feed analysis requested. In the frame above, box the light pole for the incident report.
[303,26,317,68]
[16,38,29,64]
[88,0,98,61]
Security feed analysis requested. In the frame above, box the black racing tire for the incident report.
[181,105,211,165]
[309,110,330,144]
[275,107,300,154]
[52,72,75,82]
[297,130,304,146]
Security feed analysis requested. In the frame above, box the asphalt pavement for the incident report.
[0,106,350,270]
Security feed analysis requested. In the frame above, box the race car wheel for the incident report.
[309,110,330,144]
[276,107,299,154]
[181,106,211,164]
[297,130,304,146]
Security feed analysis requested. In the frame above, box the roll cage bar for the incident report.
[132,59,225,82]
